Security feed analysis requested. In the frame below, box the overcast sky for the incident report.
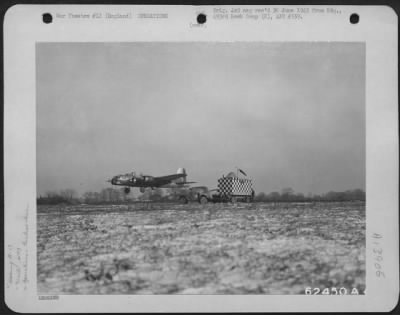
[37,42,365,196]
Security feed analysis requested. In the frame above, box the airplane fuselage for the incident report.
[109,168,192,192]
[110,175,181,188]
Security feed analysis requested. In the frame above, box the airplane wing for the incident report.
[154,173,185,183]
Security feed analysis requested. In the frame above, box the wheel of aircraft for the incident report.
[124,187,130,194]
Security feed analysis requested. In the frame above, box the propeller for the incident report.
[107,176,116,184]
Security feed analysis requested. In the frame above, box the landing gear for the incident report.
[124,187,130,194]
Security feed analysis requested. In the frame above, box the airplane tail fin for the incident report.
[177,168,186,175]
[176,167,187,184]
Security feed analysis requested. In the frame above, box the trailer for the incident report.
[175,170,255,204]
[192,174,255,204]
[216,176,254,202]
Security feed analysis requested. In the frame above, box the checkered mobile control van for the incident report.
[217,176,253,199]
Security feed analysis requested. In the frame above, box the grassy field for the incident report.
[37,201,365,294]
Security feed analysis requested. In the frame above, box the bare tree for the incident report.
[60,189,77,201]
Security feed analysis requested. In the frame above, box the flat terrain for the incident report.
[37,202,365,294]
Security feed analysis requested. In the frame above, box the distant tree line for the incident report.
[37,189,80,205]
[254,188,365,202]
[37,187,365,205]
[38,188,133,205]
[37,187,178,205]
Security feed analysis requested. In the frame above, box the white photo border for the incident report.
[4,4,398,312]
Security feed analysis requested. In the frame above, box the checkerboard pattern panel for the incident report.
[218,177,252,196]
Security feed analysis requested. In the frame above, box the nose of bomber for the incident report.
[108,176,117,184]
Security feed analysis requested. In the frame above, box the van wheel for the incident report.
[179,196,188,204]
[199,196,208,204]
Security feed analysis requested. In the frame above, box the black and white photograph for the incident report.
[36,42,366,295]
[4,4,398,312]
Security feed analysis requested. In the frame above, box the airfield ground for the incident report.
[37,201,365,294]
